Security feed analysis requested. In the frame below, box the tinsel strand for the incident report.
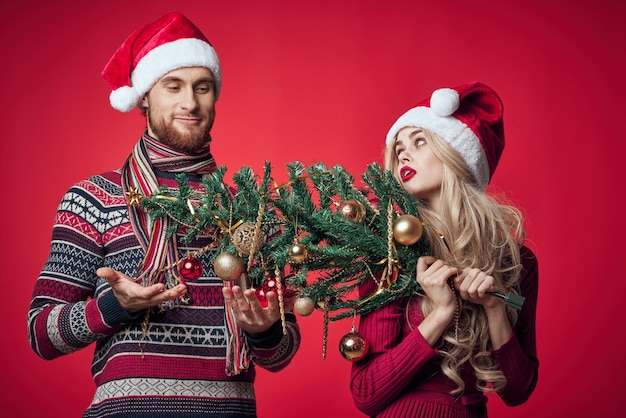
[274,266,287,335]
[386,199,395,286]
[247,203,265,272]
[322,301,329,359]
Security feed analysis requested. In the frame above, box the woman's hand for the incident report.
[454,267,502,309]
[417,256,459,316]
[415,256,459,346]
[454,267,512,349]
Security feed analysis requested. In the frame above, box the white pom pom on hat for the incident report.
[430,88,460,117]
[385,82,505,190]
[102,12,222,113]
[109,86,141,113]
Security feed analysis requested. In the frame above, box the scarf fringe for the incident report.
[224,280,251,375]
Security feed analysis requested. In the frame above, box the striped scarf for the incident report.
[121,132,217,288]
[121,132,250,375]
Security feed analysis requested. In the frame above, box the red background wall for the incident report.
[1,1,624,417]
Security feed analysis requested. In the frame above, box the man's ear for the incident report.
[140,95,149,108]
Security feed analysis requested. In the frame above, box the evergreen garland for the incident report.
[140,161,430,321]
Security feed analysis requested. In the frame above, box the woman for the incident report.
[350,82,538,417]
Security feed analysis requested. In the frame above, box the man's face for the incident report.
[141,66,216,153]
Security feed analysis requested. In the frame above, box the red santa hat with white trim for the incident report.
[102,12,221,112]
[386,82,505,190]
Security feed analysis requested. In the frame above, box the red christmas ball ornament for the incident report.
[255,277,295,308]
[254,286,268,308]
[179,256,203,281]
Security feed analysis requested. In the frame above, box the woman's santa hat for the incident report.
[102,12,221,112]
[386,82,505,190]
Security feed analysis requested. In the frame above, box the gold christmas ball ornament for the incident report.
[294,296,315,316]
[339,328,369,362]
[288,242,309,263]
[392,214,423,246]
[337,199,366,223]
[213,253,246,281]
[232,222,266,255]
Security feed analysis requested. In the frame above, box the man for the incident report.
[28,12,300,418]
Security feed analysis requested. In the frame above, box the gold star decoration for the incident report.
[125,187,144,206]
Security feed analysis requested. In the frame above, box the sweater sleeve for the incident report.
[27,182,138,360]
[350,280,437,416]
[492,246,540,405]
[247,313,301,372]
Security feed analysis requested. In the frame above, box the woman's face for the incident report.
[394,127,444,208]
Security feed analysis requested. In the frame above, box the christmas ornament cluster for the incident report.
[139,161,431,359]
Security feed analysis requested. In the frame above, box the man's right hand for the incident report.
[97,267,187,313]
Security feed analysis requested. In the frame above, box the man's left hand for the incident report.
[222,285,294,337]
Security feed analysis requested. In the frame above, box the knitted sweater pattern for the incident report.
[350,247,539,418]
[28,170,300,418]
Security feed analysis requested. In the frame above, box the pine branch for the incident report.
[140,161,429,320]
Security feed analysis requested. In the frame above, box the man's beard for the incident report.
[147,109,213,154]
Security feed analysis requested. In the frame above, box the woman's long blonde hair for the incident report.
[385,129,525,395]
